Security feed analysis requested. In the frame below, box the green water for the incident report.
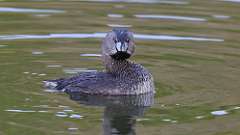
[1,0,240,135]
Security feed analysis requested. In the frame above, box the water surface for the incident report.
[0,0,240,135]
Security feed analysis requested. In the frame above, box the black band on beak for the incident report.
[111,52,131,60]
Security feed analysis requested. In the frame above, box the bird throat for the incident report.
[104,55,131,76]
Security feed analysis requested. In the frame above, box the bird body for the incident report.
[44,28,155,95]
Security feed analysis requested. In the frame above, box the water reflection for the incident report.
[68,92,154,135]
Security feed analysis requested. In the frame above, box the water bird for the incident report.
[44,28,154,95]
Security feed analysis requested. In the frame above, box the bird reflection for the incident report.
[68,92,154,135]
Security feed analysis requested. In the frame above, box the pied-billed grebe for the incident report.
[44,28,155,95]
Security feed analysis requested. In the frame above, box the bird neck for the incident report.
[103,55,132,76]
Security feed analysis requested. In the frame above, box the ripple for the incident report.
[136,118,150,122]
[56,112,68,118]
[0,7,65,13]
[0,45,7,47]
[213,15,231,19]
[38,73,47,76]
[135,14,206,22]
[80,53,102,57]
[63,109,73,112]
[107,24,132,27]
[33,105,63,109]
[43,81,58,88]
[108,14,124,18]
[80,0,188,4]
[47,65,62,68]
[63,68,97,74]
[211,110,228,116]
[233,106,240,110]
[34,14,51,17]
[195,115,205,119]
[32,51,44,55]
[68,127,79,131]
[58,105,70,108]
[44,89,61,93]
[23,72,47,76]
[222,0,240,3]
[38,110,48,113]
[23,71,30,74]
[134,34,223,42]
[5,109,36,113]
[162,118,171,122]
[0,33,224,42]
[69,114,83,119]
[33,105,49,108]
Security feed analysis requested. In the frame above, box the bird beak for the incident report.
[111,42,131,60]
[115,42,128,52]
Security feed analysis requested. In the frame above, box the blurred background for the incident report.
[0,0,240,135]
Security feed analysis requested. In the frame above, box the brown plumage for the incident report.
[44,28,155,95]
